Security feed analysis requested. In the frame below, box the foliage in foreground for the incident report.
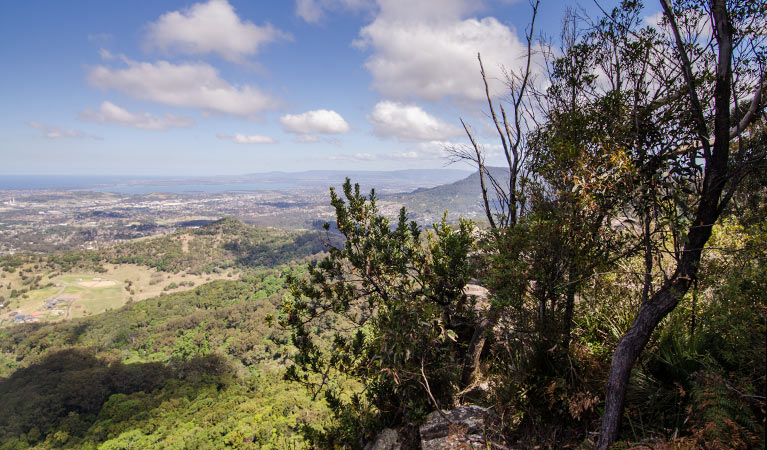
[0,351,320,449]
[281,180,479,447]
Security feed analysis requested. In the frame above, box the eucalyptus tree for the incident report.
[461,1,764,446]
[587,1,766,447]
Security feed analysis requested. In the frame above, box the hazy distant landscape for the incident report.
[1,0,763,449]
[0,169,478,256]
[1,169,471,194]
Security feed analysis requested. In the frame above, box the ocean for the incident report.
[0,175,295,194]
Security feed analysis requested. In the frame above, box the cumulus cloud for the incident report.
[27,121,99,140]
[355,0,529,102]
[88,58,279,117]
[296,0,374,24]
[279,109,351,134]
[368,101,462,141]
[79,101,194,130]
[146,0,288,63]
[216,133,275,144]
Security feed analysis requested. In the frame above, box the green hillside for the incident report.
[0,272,327,449]
[1,217,331,277]
[384,167,510,223]
[101,217,329,274]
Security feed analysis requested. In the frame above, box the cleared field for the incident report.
[0,263,238,327]
[51,275,124,319]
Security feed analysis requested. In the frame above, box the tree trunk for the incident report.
[562,278,576,350]
[460,312,498,387]
[597,1,738,447]
[596,276,693,448]
[598,155,727,448]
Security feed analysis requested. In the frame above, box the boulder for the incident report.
[419,405,491,450]
[463,284,490,311]
[364,428,401,450]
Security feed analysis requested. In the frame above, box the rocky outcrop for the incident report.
[363,428,401,450]
[364,405,498,449]
[419,405,492,450]
[463,284,490,311]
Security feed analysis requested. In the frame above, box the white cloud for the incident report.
[643,11,665,29]
[330,152,375,161]
[368,101,462,141]
[146,0,288,63]
[296,0,374,24]
[643,10,712,40]
[297,135,320,143]
[279,109,351,134]
[26,121,99,140]
[418,139,503,159]
[216,133,275,144]
[382,151,419,159]
[79,101,194,130]
[99,48,115,60]
[354,152,375,160]
[355,0,529,102]
[416,140,459,158]
[88,59,279,117]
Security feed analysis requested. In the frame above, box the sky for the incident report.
[0,0,657,176]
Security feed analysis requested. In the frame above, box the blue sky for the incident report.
[0,0,652,176]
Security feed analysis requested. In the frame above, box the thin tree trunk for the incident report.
[597,275,693,448]
[562,277,576,350]
[460,315,494,387]
[597,1,740,446]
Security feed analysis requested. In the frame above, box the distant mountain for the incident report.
[383,167,510,223]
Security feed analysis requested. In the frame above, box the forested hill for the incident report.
[96,217,332,274]
[384,167,510,222]
[0,216,343,447]
[0,272,326,448]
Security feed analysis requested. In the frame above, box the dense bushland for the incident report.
[278,0,766,447]
[0,269,332,449]
[0,1,762,448]
[2,217,329,276]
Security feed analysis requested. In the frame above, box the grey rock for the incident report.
[419,405,491,450]
[364,428,401,450]
[464,284,490,312]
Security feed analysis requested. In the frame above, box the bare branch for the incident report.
[729,79,766,139]
[660,0,712,156]
[461,119,496,229]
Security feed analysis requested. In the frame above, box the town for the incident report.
[0,188,336,255]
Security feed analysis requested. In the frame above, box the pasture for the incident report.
[0,262,238,327]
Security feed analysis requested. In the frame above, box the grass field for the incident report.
[55,275,123,319]
[0,263,238,327]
